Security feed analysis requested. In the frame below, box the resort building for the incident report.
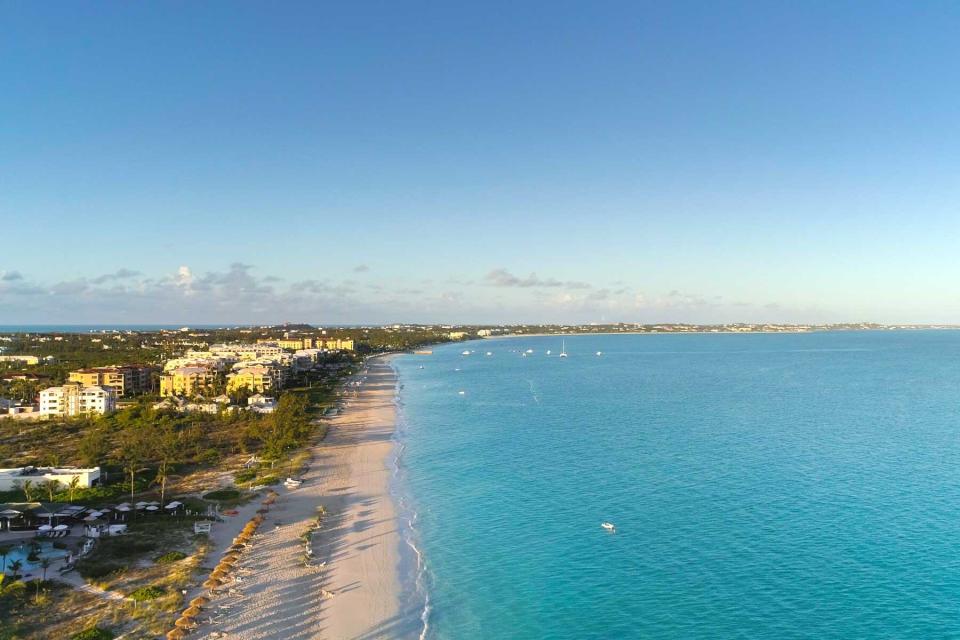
[68,364,157,396]
[208,343,285,361]
[258,337,354,351]
[227,366,277,394]
[318,337,354,351]
[39,383,117,416]
[159,366,218,397]
[164,353,235,372]
[0,465,101,492]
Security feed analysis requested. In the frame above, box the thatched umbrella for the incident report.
[210,569,229,580]
[190,595,209,607]
[202,578,222,589]
[183,605,203,617]
[174,617,196,628]
[229,543,246,551]
[220,555,238,565]
[166,629,187,640]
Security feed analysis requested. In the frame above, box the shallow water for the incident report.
[393,331,960,639]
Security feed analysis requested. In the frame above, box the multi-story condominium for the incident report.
[318,337,354,351]
[227,366,277,394]
[164,354,236,372]
[208,343,285,361]
[68,364,157,396]
[159,366,218,397]
[39,383,117,416]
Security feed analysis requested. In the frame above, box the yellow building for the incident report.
[227,366,276,394]
[159,366,217,397]
[69,365,156,396]
[319,338,354,351]
[0,355,40,365]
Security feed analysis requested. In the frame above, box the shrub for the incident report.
[78,561,126,580]
[234,468,257,483]
[154,551,187,564]
[71,627,115,640]
[198,448,221,465]
[129,584,165,601]
[203,488,240,501]
[257,475,279,486]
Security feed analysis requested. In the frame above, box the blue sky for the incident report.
[2,2,960,324]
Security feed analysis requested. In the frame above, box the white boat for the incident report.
[546,350,552,355]
[601,522,615,531]
[486,352,493,356]
[458,390,466,395]
[559,340,568,358]
[462,350,471,356]
[596,351,603,356]
[525,349,534,354]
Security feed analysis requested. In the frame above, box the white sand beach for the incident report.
[193,358,414,640]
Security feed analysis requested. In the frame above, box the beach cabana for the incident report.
[166,630,186,640]
[0,507,22,531]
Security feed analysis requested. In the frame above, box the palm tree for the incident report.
[0,545,11,575]
[36,558,51,602]
[22,479,35,502]
[9,559,23,580]
[67,475,81,503]
[43,479,61,503]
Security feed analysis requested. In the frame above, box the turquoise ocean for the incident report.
[392,331,960,639]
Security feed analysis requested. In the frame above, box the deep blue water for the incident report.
[393,331,960,639]
[0,325,226,333]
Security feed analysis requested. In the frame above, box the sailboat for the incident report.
[559,340,568,358]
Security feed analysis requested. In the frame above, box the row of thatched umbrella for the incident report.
[167,511,269,637]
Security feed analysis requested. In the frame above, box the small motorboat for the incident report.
[596,351,603,356]
[462,350,471,356]
[546,350,552,355]
[458,390,466,395]
[601,522,616,531]
[525,349,534,354]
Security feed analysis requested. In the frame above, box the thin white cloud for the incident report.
[485,268,592,289]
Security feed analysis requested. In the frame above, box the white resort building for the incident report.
[0,465,101,492]
[39,383,117,417]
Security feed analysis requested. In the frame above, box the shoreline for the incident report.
[192,354,421,640]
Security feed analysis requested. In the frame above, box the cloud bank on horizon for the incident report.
[0,263,826,326]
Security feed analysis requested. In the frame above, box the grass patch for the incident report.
[154,551,187,564]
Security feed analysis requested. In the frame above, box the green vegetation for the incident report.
[202,488,241,501]
[128,585,164,601]
[153,551,187,564]
[70,627,115,640]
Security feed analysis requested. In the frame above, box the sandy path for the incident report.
[193,358,413,640]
